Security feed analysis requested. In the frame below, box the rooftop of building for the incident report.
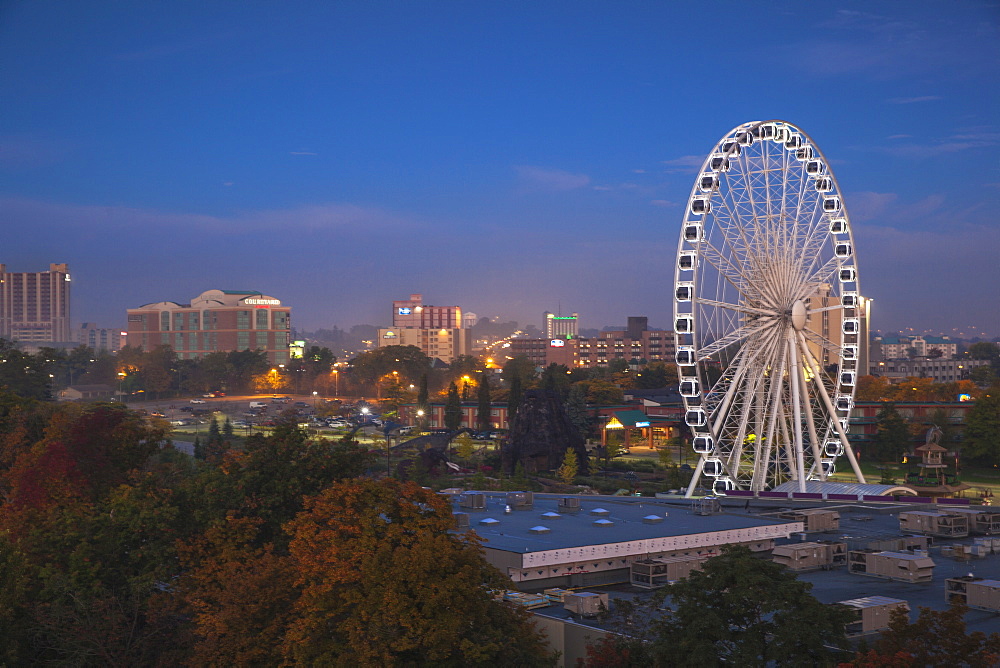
[451,493,797,555]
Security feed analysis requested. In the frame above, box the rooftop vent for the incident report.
[590,508,611,517]
[479,517,500,526]
[529,526,552,534]
[460,493,486,509]
[540,511,562,520]
[593,518,615,528]
[642,515,665,524]
[453,512,470,528]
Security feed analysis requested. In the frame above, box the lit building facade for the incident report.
[392,293,462,329]
[544,311,578,339]
[0,263,72,343]
[377,326,472,364]
[505,317,675,370]
[126,289,291,364]
[875,335,958,360]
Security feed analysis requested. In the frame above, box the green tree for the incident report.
[416,373,429,415]
[541,363,572,397]
[586,379,624,405]
[349,345,431,393]
[634,361,678,390]
[556,448,579,483]
[871,403,912,463]
[963,393,1000,465]
[476,374,492,431]
[222,415,234,439]
[444,381,462,431]
[507,374,523,423]
[564,383,591,440]
[455,433,475,461]
[967,341,1000,364]
[646,544,851,666]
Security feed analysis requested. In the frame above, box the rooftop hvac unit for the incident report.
[506,491,533,509]
[460,493,486,509]
[453,512,470,528]
[558,497,581,512]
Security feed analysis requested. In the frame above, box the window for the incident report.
[237,332,250,350]
[237,311,250,330]
[256,309,269,329]
[160,312,170,331]
[256,331,269,348]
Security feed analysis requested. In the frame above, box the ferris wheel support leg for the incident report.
[796,337,826,481]
[685,457,707,498]
[797,332,866,484]
[787,333,808,493]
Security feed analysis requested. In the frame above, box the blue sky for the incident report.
[2,1,999,337]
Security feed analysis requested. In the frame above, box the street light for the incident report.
[117,371,127,401]
[331,369,339,397]
[312,390,318,410]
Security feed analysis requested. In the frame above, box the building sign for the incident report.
[550,339,566,347]
[244,298,281,306]
[384,331,397,338]
[398,307,412,315]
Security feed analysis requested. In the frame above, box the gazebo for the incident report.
[601,410,655,449]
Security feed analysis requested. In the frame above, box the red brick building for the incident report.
[126,289,291,364]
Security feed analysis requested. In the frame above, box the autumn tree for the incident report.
[282,480,555,666]
[859,600,1000,667]
[557,447,579,483]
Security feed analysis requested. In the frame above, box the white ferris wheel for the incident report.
[673,120,867,497]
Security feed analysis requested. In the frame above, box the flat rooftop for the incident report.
[452,493,798,555]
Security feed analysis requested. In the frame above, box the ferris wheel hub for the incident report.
[791,299,807,331]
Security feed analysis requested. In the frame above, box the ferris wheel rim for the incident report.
[673,120,864,496]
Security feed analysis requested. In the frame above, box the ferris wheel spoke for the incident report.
[695,298,779,318]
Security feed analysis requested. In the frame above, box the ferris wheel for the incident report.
[673,120,867,496]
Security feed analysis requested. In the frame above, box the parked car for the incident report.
[190,398,206,404]
[231,420,249,428]
[150,411,166,418]
[179,406,194,412]
[294,401,309,407]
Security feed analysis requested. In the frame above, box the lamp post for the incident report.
[331,369,339,398]
[416,408,424,430]
[117,371,126,402]
[312,390,318,411]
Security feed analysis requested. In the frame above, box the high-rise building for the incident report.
[0,263,72,343]
[73,323,125,353]
[383,293,469,363]
[544,311,578,339]
[126,289,291,364]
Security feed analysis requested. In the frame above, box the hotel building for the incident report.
[381,293,470,364]
[126,289,291,364]
[0,263,72,343]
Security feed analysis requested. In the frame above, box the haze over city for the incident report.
[2,1,998,337]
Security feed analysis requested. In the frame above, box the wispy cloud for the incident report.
[650,199,677,208]
[869,129,1000,159]
[886,134,912,140]
[888,95,941,104]
[289,151,317,156]
[0,196,418,234]
[661,155,704,174]
[0,134,68,169]
[514,166,590,191]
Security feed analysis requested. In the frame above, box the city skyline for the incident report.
[2,2,998,336]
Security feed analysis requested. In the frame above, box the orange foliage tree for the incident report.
[283,479,554,666]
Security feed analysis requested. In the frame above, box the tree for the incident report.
[556,448,579,484]
[586,379,624,405]
[927,347,944,359]
[967,341,1000,363]
[282,480,555,666]
[963,393,1000,465]
[454,433,475,461]
[905,347,919,360]
[416,373,429,414]
[870,403,911,463]
[444,381,462,431]
[564,383,591,440]
[646,544,851,666]
[349,345,431,393]
[540,363,571,398]
[476,374,492,431]
[634,361,678,390]
[857,600,1000,667]
[507,374,523,423]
